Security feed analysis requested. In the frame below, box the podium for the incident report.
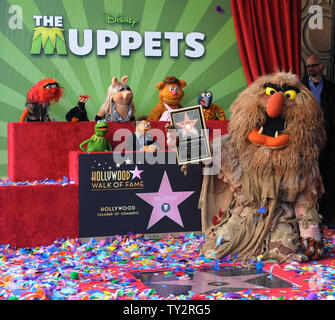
[79,151,202,238]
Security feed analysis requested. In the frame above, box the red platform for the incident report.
[3,120,229,247]
[0,184,78,248]
[7,121,167,182]
[7,120,228,182]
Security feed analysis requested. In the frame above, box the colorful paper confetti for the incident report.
[0,228,333,300]
[0,177,75,187]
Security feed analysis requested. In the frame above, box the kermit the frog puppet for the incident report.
[79,120,113,152]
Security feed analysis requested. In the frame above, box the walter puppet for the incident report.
[126,117,160,152]
[147,76,186,122]
[198,91,226,121]
[170,72,326,263]
[66,95,89,122]
[20,78,64,122]
[96,76,135,122]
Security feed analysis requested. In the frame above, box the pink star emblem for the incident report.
[136,171,194,229]
[129,165,144,180]
[175,112,198,137]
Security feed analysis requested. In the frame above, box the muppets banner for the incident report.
[78,152,202,237]
[0,0,247,177]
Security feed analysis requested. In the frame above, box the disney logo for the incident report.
[104,12,138,28]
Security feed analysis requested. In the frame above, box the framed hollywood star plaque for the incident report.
[170,105,212,165]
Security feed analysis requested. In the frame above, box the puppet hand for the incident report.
[144,145,157,152]
[166,127,178,151]
[301,237,324,260]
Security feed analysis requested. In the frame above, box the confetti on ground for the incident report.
[0,228,334,300]
[0,177,75,187]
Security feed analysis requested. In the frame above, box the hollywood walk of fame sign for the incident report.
[78,152,202,238]
[170,105,212,165]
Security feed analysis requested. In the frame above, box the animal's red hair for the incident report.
[26,78,63,105]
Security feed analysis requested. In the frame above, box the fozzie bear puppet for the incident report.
[184,72,326,263]
[147,76,187,122]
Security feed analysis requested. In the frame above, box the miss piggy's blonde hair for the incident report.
[101,76,134,116]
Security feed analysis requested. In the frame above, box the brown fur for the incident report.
[147,76,187,121]
[227,72,326,202]
[203,103,226,121]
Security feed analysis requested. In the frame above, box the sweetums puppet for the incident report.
[168,72,326,263]
[20,78,64,122]
[199,72,325,263]
[147,76,187,121]
[96,76,135,122]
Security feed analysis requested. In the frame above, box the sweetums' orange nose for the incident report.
[266,91,284,118]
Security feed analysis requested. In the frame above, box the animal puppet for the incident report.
[126,118,160,152]
[198,91,226,121]
[79,120,113,152]
[20,78,64,122]
[174,72,326,263]
[66,95,89,122]
[96,76,135,122]
[147,76,187,121]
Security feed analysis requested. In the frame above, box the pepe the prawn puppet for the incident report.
[79,120,113,152]
[170,72,326,263]
[20,78,64,122]
[66,95,90,122]
[198,91,226,121]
